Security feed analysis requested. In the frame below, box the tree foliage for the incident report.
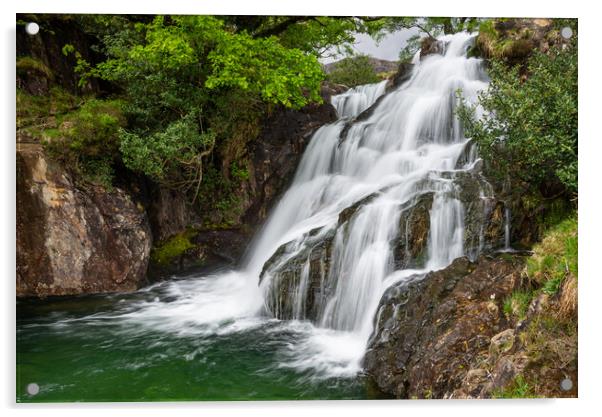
[75,15,334,192]
[457,33,577,196]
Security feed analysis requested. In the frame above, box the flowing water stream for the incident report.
[17,32,489,402]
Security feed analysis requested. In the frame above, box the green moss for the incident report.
[16,56,54,80]
[151,231,197,266]
[503,213,577,323]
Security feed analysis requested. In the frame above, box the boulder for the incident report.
[16,144,152,297]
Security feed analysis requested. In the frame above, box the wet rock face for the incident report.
[393,192,433,269]
[17,145,152,297]
[259,227,336,321]
[363,254,522,398]
[320,82,350,103]
[147,186,197,243]
[386,62,414,92]
[420,37,446,59]
[242,101,338,226]
[260,191,443,322]
[446,169,505,257]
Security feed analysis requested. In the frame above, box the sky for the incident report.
[320,27,419,64]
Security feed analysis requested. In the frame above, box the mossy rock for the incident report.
[151,230,198,266]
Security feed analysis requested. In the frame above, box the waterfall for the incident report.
[251,32,490,373]
[92,32,491,381]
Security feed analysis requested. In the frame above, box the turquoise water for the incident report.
[16,272,379,402]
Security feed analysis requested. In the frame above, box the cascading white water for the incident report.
[251,32,490,374]
[85,32,491,381]
[331,80,388,118]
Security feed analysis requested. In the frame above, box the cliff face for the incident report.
[16,96,337,294]
[242,102,338,225]
[17,144,152,297]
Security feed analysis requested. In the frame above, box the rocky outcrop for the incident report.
[242,101,338,225]
[320,82,349,103]
[420,36,446,59]
[147,227,251,278]
[17,144,152,297]
[473,18,564,66]
[260,227,336,321]
[385,62,414,92]
[363,254,524,398]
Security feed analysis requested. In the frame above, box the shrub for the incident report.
[457,33,577,196]
[119,112,216,185]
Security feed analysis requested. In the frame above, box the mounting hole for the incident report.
[560,378,573,391]
[25,22,40,36]
[561,27,573,39]
[26,382,40,396]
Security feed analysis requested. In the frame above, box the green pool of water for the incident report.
[16,274,378,402]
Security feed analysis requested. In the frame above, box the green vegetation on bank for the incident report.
[503,215,577,323]
[497,213,577,398]
[493,375,537,399]
[526,216,578,295]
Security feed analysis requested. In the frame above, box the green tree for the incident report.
[80,15,328,193]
